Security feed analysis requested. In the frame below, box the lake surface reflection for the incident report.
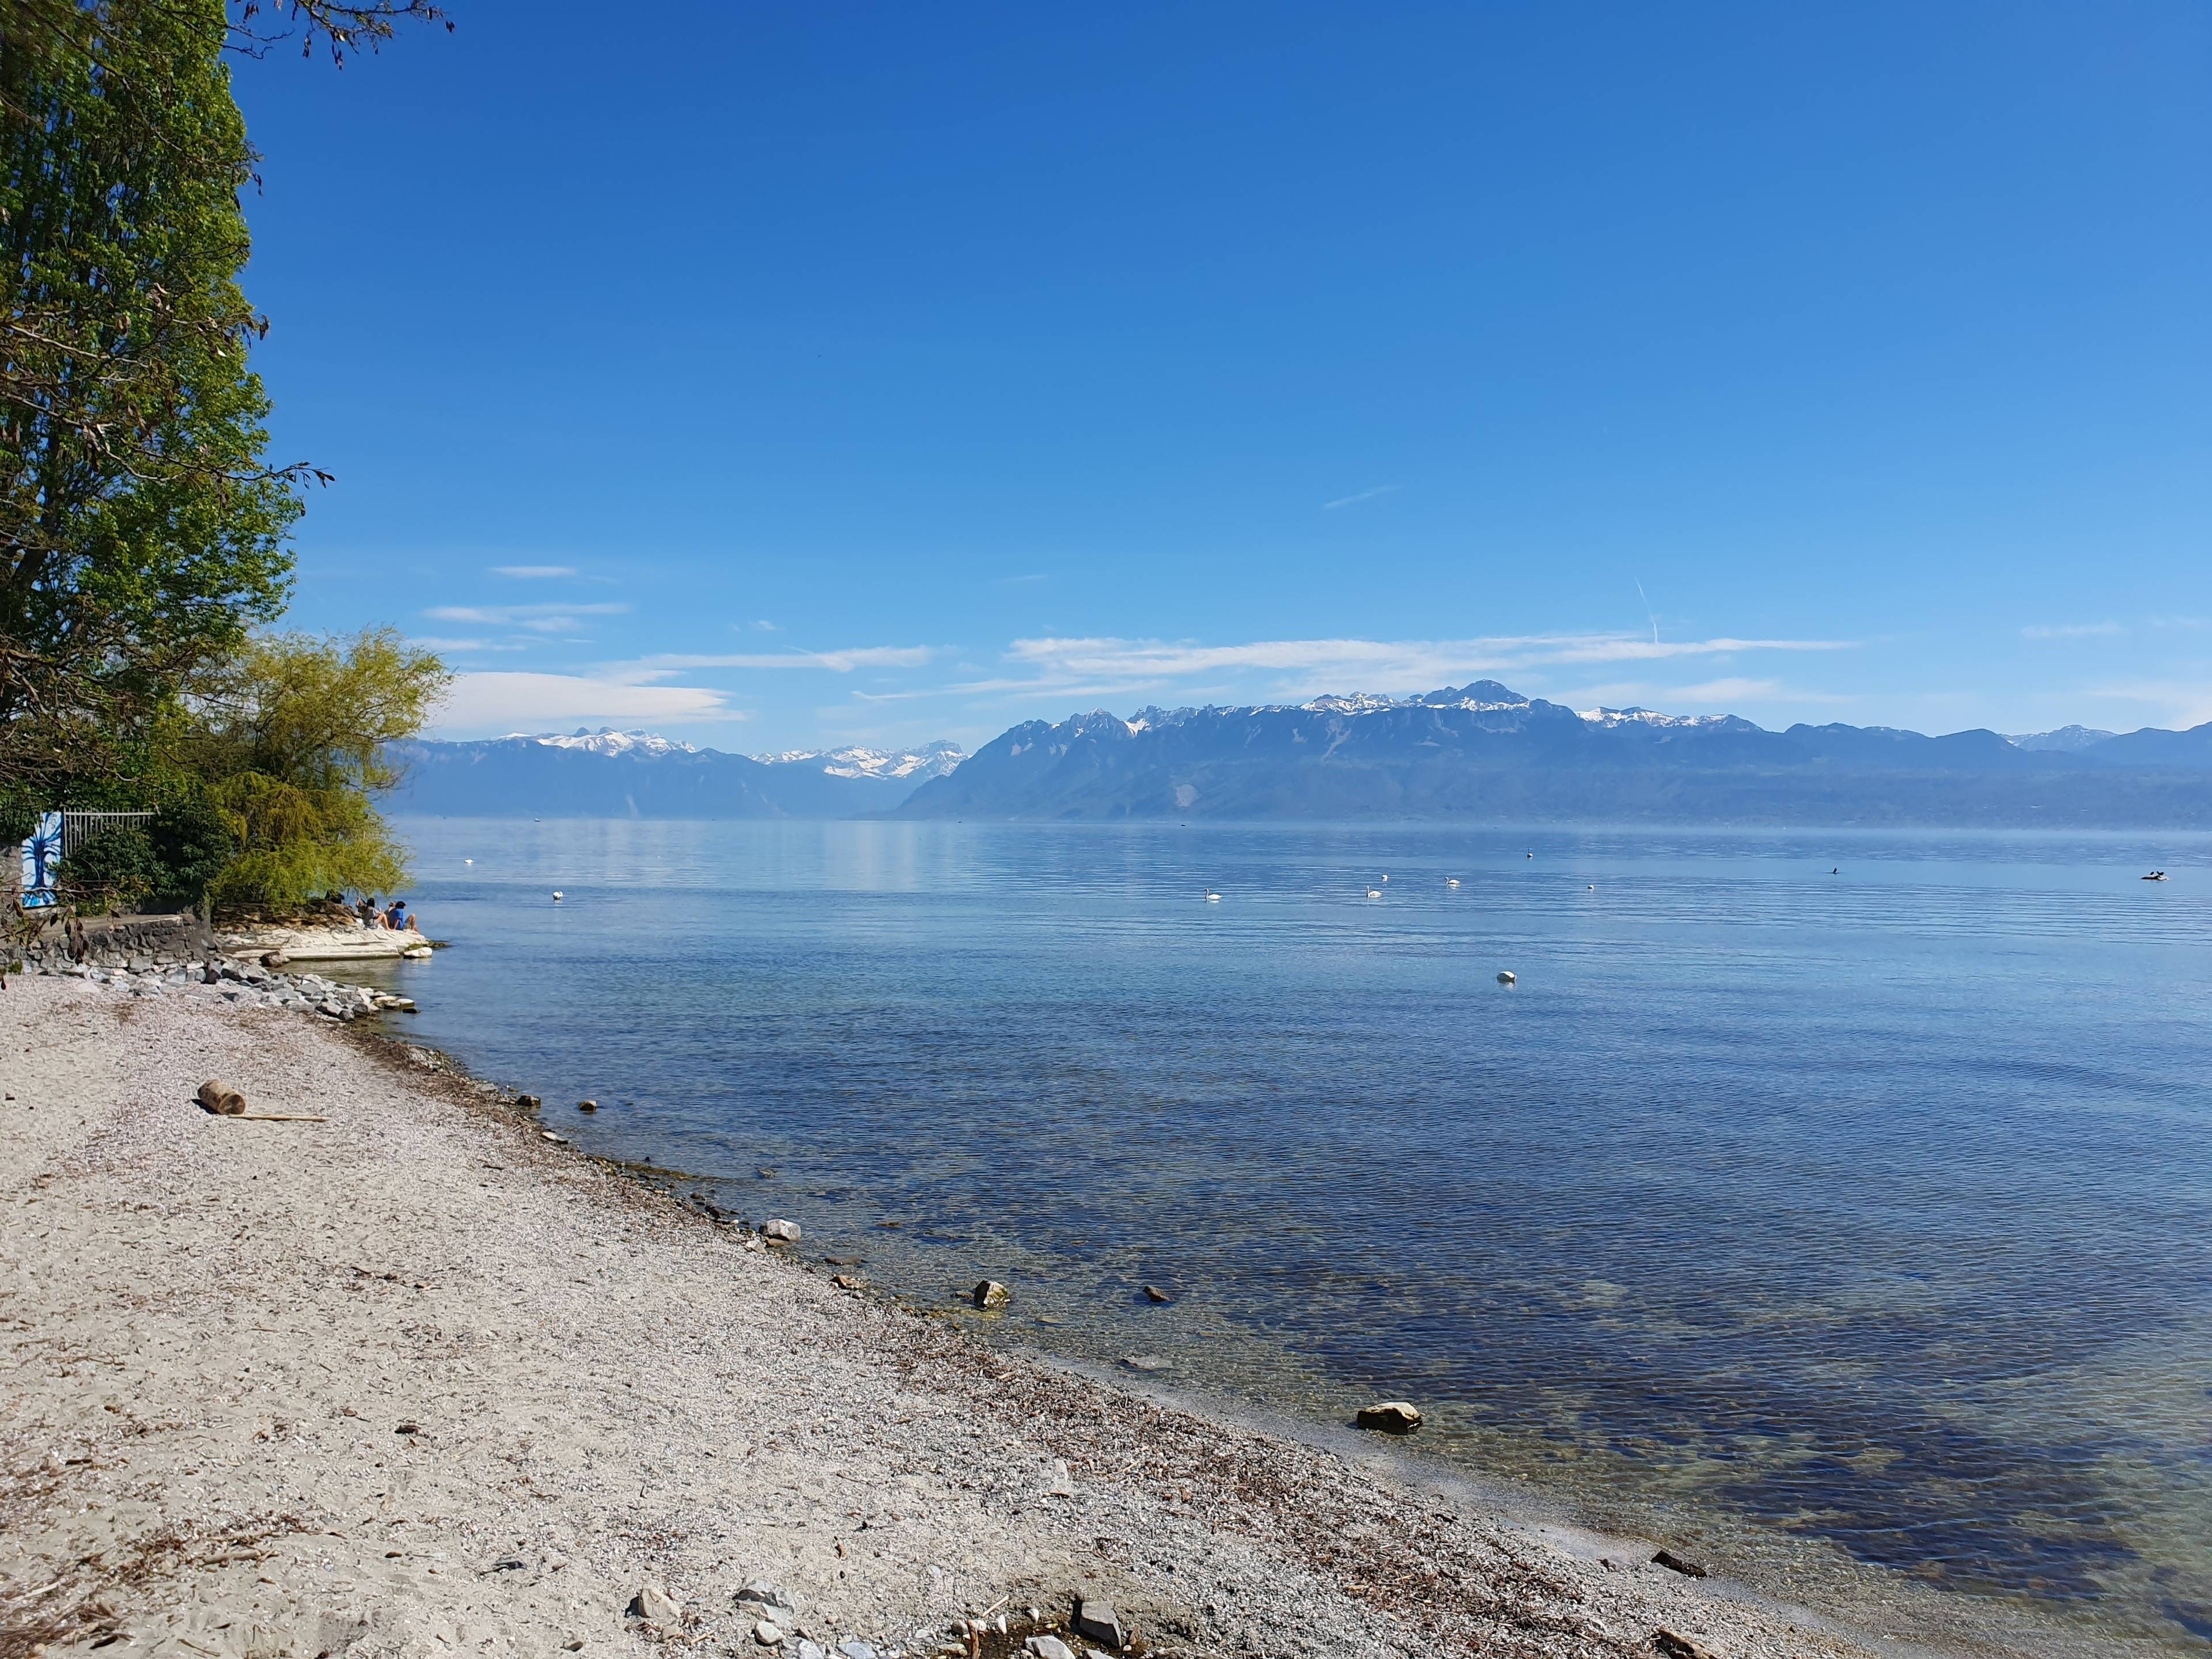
[373,820,2212,1654]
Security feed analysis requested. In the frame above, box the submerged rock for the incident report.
[1355,1400,1422,1433]
[973,1279,1011,1309]
[1142,1285,1172,1304]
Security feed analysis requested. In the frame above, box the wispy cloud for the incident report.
[752,620,782,632]
[429,672,751,735]
[997,573,1048,586]
[637,646,939,673]
[407,635,530,654]
[996,631,1849,692]
[2085,679,2212,729]
[2021,622,2124,640]
[1321,483,1399,511]
[491,565,578,579]
[425,602,628,636]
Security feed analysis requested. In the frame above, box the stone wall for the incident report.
[9,910,214,972]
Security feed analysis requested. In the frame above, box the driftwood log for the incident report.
[196,1079,247,1116]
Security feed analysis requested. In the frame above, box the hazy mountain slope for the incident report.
[897,685,2212,826]
[388,733,964,819]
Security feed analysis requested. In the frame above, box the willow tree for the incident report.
[181,627,449,912]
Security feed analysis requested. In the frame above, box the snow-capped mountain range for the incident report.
[896,680,2212,826]
[393,690,2212,826]
[389,730,967,820]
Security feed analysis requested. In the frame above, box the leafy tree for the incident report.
[1,0,298,797]
[180,627,448,912]
[0,0,449,801]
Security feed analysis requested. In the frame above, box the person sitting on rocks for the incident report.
[384,899,408,931]
[355,894,379,926]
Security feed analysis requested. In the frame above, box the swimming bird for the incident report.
[463,858,474,865]
[1446,877,1461,888]
[1203,887,1221,902]
[1588,884,1596,890]
[1365,886,1383,899]
[1526,851,1533,859]
[1497,970,1516,985]
[2143,870,2169,881]
[551,890,565,902]
[1380,874,1388,882]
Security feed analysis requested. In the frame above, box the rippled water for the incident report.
[372,820,2212,1654]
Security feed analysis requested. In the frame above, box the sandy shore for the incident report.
[1,973,1887,1659]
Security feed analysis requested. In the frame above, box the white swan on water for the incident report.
[1446,877,1461,888]
[1203,888,1221,902]
[1365,886,1383,899]
[551,891,564,902]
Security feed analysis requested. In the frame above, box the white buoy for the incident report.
[1497,970,1516,985]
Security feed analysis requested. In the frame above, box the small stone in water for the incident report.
[577,1099,598,1113]
[1355,1400,1422,1433]
[762,1219,801,1243]
[1142,1285,1172,1304]
[973,1279,1011,1309]
[1122,1354,1170,1372]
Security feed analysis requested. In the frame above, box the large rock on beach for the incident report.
[974,1279,1012,1308]
[1074,1599,1123,1650]
[760,1219,801,1243]
[629,1582,680,1624]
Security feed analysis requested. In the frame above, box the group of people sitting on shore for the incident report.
[354,894,422,934]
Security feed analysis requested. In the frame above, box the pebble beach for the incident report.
[3,969,1899,1659]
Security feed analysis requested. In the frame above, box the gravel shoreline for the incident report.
[3,972,1895,1659]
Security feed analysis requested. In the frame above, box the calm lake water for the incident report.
[373,820,2212,1655]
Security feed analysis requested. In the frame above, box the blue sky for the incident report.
[231,1,2210,752]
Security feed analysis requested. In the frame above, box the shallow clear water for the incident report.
[375,820,2212,1653]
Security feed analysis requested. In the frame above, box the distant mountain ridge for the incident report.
[389,730,966,819]
[895,682,2212,826]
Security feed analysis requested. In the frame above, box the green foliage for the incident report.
[58,823,157,912]
[0,787,33,845]
[182,628,449,912]
[147,794,233,909]
[0,0,301,800]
